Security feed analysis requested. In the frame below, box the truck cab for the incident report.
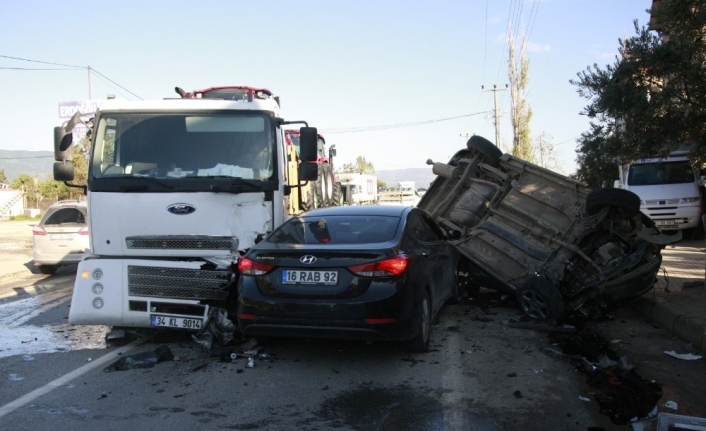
[53,89,319,329]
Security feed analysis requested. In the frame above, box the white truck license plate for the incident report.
[151,315,202,330]
[282,270,338,285]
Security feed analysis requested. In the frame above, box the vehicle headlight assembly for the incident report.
[680,197,700,203]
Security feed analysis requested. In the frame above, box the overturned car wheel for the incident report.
[466,135,502,168]
[516,276,565,322]
[586,188,641,219]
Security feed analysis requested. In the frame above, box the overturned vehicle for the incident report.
[419,136,672,322]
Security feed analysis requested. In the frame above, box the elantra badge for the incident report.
[167,203,196,215]
[300,255,317,264]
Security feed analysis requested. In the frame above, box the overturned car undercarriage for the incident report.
[418,135,673,322]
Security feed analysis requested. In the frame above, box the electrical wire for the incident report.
[91,68,142,100]
[0,55,83,69]
[321,111,491,134]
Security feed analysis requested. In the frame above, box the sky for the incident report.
[0,0,655,175]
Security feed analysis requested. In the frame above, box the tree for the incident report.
[341,155,376,174]
[508,29,534,162]
[11,174,39,208]
[0,169,7,184]
[573,124,620,188]
[533,132,565,174]
[571,0,706,168]
[38,176,70,202]
[68,135,90,200]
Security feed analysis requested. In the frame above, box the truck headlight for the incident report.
[680,197,700,203]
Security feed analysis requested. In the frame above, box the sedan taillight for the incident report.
[238,257,274,275]
[32,226,47,236]
[348,256,409,277]
[78,227,89,235]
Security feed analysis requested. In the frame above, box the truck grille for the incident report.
[126,235,238,250]
[127,266,230,300]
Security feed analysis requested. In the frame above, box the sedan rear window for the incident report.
[43,208,86,226]
[269,215,399,244]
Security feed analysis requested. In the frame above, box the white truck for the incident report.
[53,86,320,330]
[614,145,704,238]
[337,173,377,205]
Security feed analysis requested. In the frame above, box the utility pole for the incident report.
[539,133,545,168]
[482,84,507,147]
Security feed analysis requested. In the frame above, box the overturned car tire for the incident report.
[516,276,565,322]
[586,188,641,219]
[467,135,502,168]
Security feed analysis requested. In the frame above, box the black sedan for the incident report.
[236,205,461,352]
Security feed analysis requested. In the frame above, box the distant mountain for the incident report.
[375,168,437,191]
[0,150,54,182]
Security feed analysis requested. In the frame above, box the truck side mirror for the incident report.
[299,161,318,181]
[54,161,75,181]
[298,127,318,162]
[54,126,73,162]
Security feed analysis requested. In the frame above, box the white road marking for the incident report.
[442,331,465,429]
[0,332,157,419]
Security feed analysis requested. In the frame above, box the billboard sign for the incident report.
[58,100,102,139]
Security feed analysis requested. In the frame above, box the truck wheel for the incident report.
[331,181,342,206]
[315,164,334,206]
[585,188,640,219]
[467,135,502,168]
[516,276,564,322]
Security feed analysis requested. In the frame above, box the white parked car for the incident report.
[32,200,89,274]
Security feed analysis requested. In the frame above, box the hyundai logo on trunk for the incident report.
[167,203,196,215]
[300,255,317,264]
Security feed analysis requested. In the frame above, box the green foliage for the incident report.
[572,0,706,169]
[342,156,376,174]
[11,174,40,208]
[508,29,534,162]
[377,179,387,189]
[574,124,621,188]
[0,169,7,184]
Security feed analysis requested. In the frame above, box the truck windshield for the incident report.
[628,161,695,186]
[91,113,274,180]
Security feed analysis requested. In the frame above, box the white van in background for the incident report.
[614,145,704,239]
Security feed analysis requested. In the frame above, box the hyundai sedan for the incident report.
[236,205,461,352]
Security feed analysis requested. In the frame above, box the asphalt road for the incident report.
[1,268,705,431]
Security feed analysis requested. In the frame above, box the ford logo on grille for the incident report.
[167,203,196,215]
[300,255,317,264]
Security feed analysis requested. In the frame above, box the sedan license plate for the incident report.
[49,233,73,240]
[151,315,202,330]
[282,269,338,285]
[656,220,676,226]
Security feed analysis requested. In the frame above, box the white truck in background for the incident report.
[53,86,320,330]
[337,173,377,205]
[614,145,704,239]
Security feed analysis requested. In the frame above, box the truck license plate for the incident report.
[151,315,202,330]
[656,220,676,226]
[282,270,338,285]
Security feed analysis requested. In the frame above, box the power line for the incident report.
[0,67,76,71]
[321,111,492,134]
[0,55,83,69]
[0,55,142,100]
[0,155,53,160]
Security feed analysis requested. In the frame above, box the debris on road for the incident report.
[192,308,237,351]
[8,373,25,381]
[663,350,702,360]
[545,331,662,426]
[104,345,174,372]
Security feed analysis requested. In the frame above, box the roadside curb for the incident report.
[631,296,706,353]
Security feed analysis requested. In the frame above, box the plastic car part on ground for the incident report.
[191,308,237,351]
[103,345,174,372]
[418,135,674,322]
